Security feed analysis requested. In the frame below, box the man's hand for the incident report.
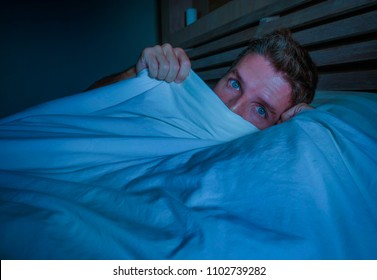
[136,43,191,83]
[278,103,314,123]
[85,43,190,91]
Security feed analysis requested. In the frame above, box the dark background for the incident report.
[0,0,160,118]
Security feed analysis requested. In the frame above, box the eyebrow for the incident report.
[230,69,277,117]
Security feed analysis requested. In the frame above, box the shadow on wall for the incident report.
[0,0,160,119]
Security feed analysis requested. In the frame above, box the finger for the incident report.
[136,47,160,79]
[135,49,148,73]
[280,107,295,123]
[280,103,314,122]
[162,44,180,82]
[174,47,191,83]
[151,45,169,80]
[145,44,171,81]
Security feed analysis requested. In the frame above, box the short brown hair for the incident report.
[230,28,318,105]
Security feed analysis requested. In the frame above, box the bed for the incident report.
[1,0,377,259]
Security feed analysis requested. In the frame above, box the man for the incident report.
[88,29,318,129]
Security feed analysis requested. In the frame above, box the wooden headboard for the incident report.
[166,0,377,92]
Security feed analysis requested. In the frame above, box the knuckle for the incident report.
[143,47,153,55]
[170,62,179,72]
[175,47,187,56]
[150,45,163,54]
[162,43,173,50]
[174,47,184,53]
[152,44,162,50]
[149,61,158,70]
[181,59,191,68]
[160,63,169,72]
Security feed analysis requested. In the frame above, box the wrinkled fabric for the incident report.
[0,70,376,259]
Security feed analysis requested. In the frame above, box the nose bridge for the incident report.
[229,94,247,112]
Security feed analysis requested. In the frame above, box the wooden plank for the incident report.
[310,40,377,67]
[196,67,229,81]
[191,47,245,70]
[161,0,193,43]
[166,0,278,45]
[256,0,377,36]
[293,9,377,47]
[192,39,377,73]
[196,68,377,91]
[185,0,377,92]
[172,0,310,48]
[318,70,377,90]
[187,0,376,59]
[187,27,257,59]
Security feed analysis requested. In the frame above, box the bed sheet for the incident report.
[0,70,376,259]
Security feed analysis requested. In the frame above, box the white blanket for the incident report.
[0,70,376,259]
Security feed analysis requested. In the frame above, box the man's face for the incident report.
[213,54,293,130]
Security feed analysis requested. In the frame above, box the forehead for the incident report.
[233,54,293,113]
[234,53,281,83]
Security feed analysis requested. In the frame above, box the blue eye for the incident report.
[257,106,267,117]
[230,79,240,90]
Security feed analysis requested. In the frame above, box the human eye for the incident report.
[228,79,240,91]
[256,105,267,118]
